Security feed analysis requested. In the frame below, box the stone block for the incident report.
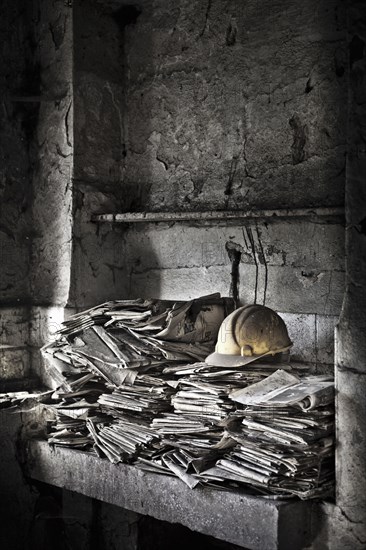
[278,313,316,364]
[316,315,338,365]
[29,306,65,349]
[0,307,29,347]
[130,266,232,301]
[0,348,30,380]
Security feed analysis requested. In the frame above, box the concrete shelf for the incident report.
[26,440,313,550]
[91,207,344,225]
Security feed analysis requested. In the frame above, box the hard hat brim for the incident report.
[205,343,293,367]
[204,351,270,367]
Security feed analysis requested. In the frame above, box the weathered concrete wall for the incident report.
[0,0,34,382]
[334,0,366,546]
[0,5,37,541]
[122,0,346,212]
[30,0,73,307]
[0,0,32,305]
[0,308,30,384]
[69,0,346,372]
[69,0,128,308]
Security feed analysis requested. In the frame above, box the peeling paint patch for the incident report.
[289,114,308,165]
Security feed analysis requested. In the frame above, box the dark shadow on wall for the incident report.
[70,0,161,307]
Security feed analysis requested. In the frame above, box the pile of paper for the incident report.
[40,295,335,499]
[43,294,233,377]
[46,376,108,449]
[199,370,335,499]
[42,294,233,449]
[141,362,303,487]
[164,361,296,423]
[98,374,176,418]
[86,417,161,463]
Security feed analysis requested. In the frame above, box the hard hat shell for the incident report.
[205,304,292,367]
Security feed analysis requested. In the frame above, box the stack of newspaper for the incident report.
[46,375,108,448]
[144,362,302,486]
[41,296,335,499]
[164,361,295,423]
[43,294,233,450]
[199,370,335,499]
[98,374,176,418]
[149,411,232,480]
[86,417,161,463]
[87,372,178,461]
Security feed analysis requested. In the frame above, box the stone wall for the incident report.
[68,0,127,309]
[30,0,73,308]
[0,0,74,385]
[0,0,33,384]
[28,0,73,381]
[334,0,366,545]
[69,0,347,371]
[122,0,346,212]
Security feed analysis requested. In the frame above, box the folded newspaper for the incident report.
[229,370,334,410]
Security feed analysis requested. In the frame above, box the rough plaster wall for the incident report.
[69,0,346,370]
[26,0,74,381]
[123,0,346,212]
[334,0,366,546]
[120,0,346,367]
[30,0,73,307]
[69,0,128,307]
[0,0,32,305]
[0,1,34,382]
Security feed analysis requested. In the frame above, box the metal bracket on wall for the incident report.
[91,207,345,224]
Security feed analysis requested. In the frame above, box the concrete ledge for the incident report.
[26,440,313,550]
